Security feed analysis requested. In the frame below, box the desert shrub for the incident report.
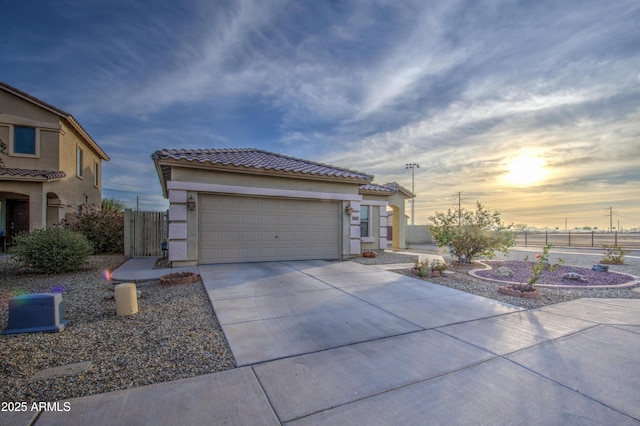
[61,208,124,254]
[12,227,93,273]
[601,244,629,264]
[428,202,515,263]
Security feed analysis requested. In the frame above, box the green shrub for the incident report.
[12,228,93,273]
[61,208,124,254]
[601,244,629,264]
[428,202,515,263]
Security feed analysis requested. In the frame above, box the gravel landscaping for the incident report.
[389,247,640,309]
[473,261,636,287]
[0,255,235,403]
[1,247,638,403]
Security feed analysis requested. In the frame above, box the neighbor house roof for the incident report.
[0,167,67,182]
[0,81,109,161]
[152,148,374,196]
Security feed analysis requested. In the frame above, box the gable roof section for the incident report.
[153,148,373,196]
[0,81,109,161]
[0,167,66,182]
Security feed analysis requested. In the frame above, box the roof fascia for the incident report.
[1,83,109,161]
[157,158,373,185]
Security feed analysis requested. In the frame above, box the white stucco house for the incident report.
[152,148,413,266]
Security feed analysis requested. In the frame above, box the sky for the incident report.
[2,0,639,231]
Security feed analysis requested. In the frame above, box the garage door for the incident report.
[198,194,340,264]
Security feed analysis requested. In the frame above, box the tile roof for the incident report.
[0,167,67,180]
[152,148,373,181]
[359,182,415,198]
[359,183,396,193]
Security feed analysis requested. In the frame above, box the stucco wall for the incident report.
[171,167,358,195]
[55,121,102,210]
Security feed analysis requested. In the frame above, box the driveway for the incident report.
[199,260,523,366]
[195,260,640,424]
[25,260,640,425]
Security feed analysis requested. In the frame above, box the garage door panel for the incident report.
[221,215,240,225]
[241,231,259,242]
[199,195,339,264]
[222,231,240,242]
[221,248,241,260]
[295,216,311,226]
[241,214,260,225]
[241,248,258,258]
[261,215,278,226]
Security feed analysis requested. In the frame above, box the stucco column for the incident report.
[29,187,46,230]
[167,188,188,263]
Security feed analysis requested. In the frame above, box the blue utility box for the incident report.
[2,293,69,334]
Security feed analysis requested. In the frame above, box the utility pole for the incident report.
[405,163,419,225]
[458,192,462,226]
[603,207,616,232]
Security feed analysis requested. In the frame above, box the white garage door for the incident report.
[198,194,340,264]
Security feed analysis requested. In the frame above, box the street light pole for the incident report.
[405,163,419,225]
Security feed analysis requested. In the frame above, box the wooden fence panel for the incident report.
[124,209,167,257]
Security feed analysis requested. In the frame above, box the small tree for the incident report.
[101,197,126,213]
[428,202,515,263]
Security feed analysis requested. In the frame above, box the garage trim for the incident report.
[167,180,362,202]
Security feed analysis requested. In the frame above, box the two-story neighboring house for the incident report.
[0,81,109,246]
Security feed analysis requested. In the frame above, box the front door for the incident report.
[7,199,29,244]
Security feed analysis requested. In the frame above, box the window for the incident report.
[93,161,100,187]
[360,205,370,237]
[13,126,37,155]
[76,146,83,177]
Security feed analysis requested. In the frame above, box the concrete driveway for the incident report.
[24,260,640,425]
[199,260,523,366]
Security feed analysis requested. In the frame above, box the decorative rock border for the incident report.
[160,272,200,285]
[497,286,541,299]
[469,261,640,289]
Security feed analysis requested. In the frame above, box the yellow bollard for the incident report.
[114,283,138,316]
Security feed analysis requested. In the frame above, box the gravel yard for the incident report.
[0,255,235,403]
[1,246,638,403]
[386,247,640,309]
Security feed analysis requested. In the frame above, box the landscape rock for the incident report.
[562,272,588,282]
[160,272,200,285]
[493,266,515,278]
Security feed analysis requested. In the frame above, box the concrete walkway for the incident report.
[109,257,198,282]
[11,260,640,425]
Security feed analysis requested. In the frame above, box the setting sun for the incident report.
[504,156,548,186]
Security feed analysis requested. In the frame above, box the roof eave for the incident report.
[153,160,170,198]
[0,82,109,161]
[65,116,110,161]
[0,175,63,183]
[156,158,373,185]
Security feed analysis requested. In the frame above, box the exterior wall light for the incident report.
[187,196,196,211]
[345,205,353,216]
